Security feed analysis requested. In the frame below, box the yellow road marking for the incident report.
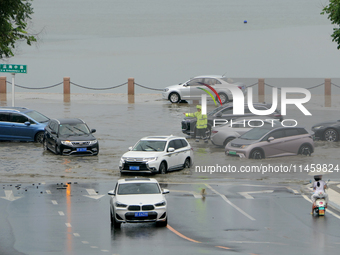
[167,225,201,243]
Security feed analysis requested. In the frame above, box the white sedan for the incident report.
[108,178,169,228]
[162,75,246,104]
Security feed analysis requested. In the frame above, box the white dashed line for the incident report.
[90,246,98,249]
[46,190,51,194]
[65,223,72,228]
[73,233,80,237]
[51,200,58,205]
[58,211,64,216]
[82,241,89,244]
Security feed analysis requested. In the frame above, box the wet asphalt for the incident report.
[1,93,340,255]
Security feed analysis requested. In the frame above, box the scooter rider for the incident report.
[311,175,328,214]
[184,105,208,143]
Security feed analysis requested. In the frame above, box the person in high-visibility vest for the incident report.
[184,105,208,143]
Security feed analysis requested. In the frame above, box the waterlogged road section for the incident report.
[1,181,340,255]
[1,93,340,183]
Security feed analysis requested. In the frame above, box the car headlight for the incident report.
[89,140,98,145]
[61,140,73,146]
[164,88,169,92]
[143,157,157,162]
[155,200,166,207]
[240,145,249,149]
[115,202,128,208]
[312,126,323,130]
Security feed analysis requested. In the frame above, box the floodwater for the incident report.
[1,92,340,184]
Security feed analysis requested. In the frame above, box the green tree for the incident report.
[0,0,37,59]
[321,0,340,49]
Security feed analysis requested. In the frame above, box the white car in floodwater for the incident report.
[119,135,193,174]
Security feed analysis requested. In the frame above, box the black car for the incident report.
[312,120,340,142]
[43,118,99,155]
[181,103,283,137]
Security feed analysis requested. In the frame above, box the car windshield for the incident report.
[133,140,166,151]
[117,183,161,195]
[25,110,49,123]
[239,126,273,140]
[58,123,90,136]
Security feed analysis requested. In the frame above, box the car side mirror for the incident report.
[268,137,274,142]
[24,121,31,126]
[128,147,132,151]
[162,189,170,194]
[91,129,96,133]
[168,147,175,152]
[108,190,115,196]
[183,83,188,87]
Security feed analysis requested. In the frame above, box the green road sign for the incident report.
[0,64,27,74]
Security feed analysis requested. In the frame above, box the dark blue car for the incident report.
[0,107,49,143]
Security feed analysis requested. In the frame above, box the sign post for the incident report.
[0,64,27,106]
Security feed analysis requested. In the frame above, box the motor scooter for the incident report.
[310,179,330,216]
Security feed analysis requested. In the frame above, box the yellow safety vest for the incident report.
[185,112,207,129]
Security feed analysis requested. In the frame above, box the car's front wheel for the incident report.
[250,149,264,159]
[156,217,168,227]
[55,145,61,155]
[159,162,167,174]
[111,209,121,229]
[183,158,191,169]
[324,128,338,142]
[169,92,181,103]
[35,132,44,144]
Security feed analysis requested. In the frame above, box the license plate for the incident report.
[129,166,139,170]
[135,212,148,217]
[77,148,87,152]
[228,151,237,155]
[319,210,325,215]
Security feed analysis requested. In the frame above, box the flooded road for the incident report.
[1,93,340,184]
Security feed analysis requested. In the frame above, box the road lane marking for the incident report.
[58,211,64,216]
[46,190,51,194]
[51,200,58,205]
[216,246,231,250]
[1,190,22,201]
[73,233,80,237]
[205,184,255,221]
[168,190,203,198]
[90,246,98,249]
[167,225,201,243]
[84,189,105,200]
[65,223,72,228]
[82,241,89,244]
[238,190,274,199]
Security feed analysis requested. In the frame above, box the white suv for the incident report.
[119,135,193,174]
[108,178,169,228]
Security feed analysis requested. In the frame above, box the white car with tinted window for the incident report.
[108,178,169,228]
[119,135,193,174]
[162,75,246,104]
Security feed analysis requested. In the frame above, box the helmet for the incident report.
[196,105,201,109]
[314,175,322,181]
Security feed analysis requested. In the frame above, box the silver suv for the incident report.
[162,75,246,104]
[225,126,314,159]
